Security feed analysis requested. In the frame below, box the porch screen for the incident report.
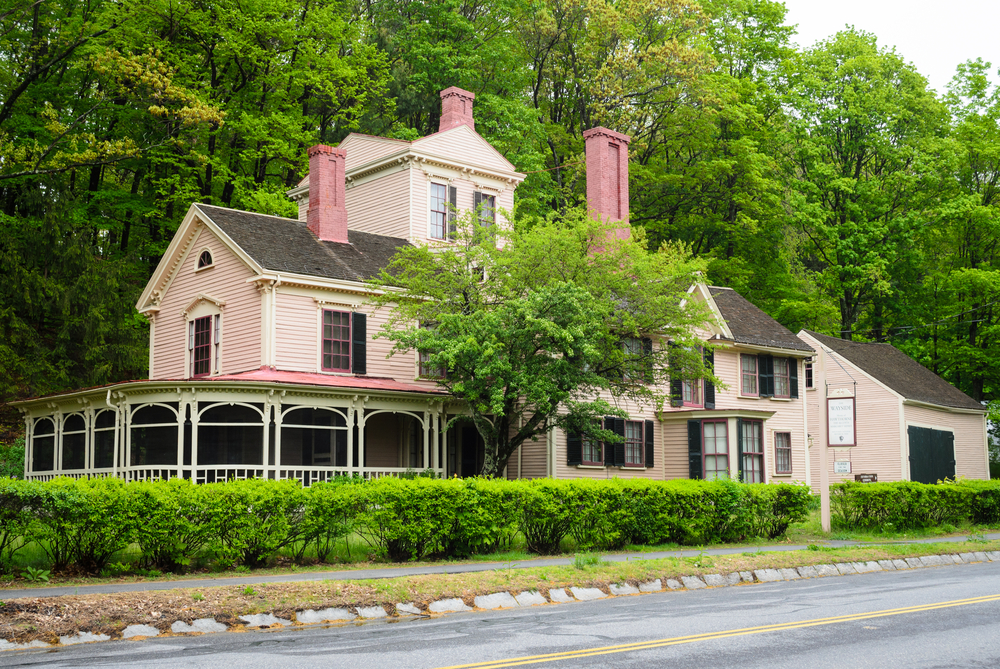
[130,404,179,466]
[32,418,55,472]
[93,410,117,469]
[198,404,263,465]
[61,414,86,470]
[280,408,348,467]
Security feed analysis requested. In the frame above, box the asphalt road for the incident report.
[4,560,1000,668]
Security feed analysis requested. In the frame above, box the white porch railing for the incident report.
[25,466,445,486]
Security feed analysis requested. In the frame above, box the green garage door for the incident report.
[907,426,956,483]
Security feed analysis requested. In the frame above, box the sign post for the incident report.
[821,383,856,533]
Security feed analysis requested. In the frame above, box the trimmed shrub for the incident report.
[299,476,363,562]
[353,476,464,560]
[0,477,44,572]
[519,480,580,554]
[200,478,306,568]
[831,481,971,530]
[133,479,214,572]
[442,477,522,556]
[744,482,812,539]
[33,477,143,573]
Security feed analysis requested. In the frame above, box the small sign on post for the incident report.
[855,473,877,483]
[833,460,852,474]
[828,396,856,447]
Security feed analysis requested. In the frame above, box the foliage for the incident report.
[0,438,25,479]
[369,210,711,477]
[829,480,1000,530]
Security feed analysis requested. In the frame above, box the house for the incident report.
[797,330,989,484]
[13,87,812,486]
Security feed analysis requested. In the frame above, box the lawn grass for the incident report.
[4,538,1000,646]
[3,506,998,592]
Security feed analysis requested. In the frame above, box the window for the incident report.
[702,420,729,480]
[430,183,457,240]
[581,434,603,465]
[32,418,55,472]
[473,191,495,227]
[130,404,179,466]
[280,407,348,467]
[322,310,351,371]
[62,414,86,470]
[197,250,213,269]
[741,420,764,483]
[683,379,701,407]
[198,404,263,466]
[805,362,814,389]
[741,354,758,396]
[624,337,652,382]
[624,420,644,466]
[190,316,212,377]
[93,409,116,469]
[775,432,792,474]
[773,358,790,398]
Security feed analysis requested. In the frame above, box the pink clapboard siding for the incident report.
[800,332,905,486]
[274,292,317,372]
[152,226,261,379]
[508,436,549,479]
[662,421,689,480]
[340,134,411,171]
[903,404,988,480]
[413,126,515,173]
[344,168,411,239]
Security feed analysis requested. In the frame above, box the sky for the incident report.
[779,0,1000,94]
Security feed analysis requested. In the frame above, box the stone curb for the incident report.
[1,550,995,651]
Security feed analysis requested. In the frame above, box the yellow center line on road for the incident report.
[433,593,1000,669]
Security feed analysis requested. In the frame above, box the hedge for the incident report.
[831,479,1000,530]
[0,476,812,574]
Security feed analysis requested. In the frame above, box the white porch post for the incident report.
[273,401,284,480]
[422,411,430,470]
[431,410,440,471]
[124,402,133,481]
[442,413,448,477]
[23,413,31,478]
[347,396,356,472]
[358,408,367,475]
[191,394,200,482]
[177,399,187,480]
[54,410,63,473]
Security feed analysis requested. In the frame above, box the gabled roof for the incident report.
[802,330,984,411]
[195,204,409,282]
[708,286,814,352]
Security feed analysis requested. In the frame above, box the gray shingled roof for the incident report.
[195,204,409,282]
[708,286,814,352]
[804,330,984,411]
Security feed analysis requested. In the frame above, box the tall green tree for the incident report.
[782,29,946,340]
[368,211,710,477]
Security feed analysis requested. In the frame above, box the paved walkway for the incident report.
[3,532,998,600]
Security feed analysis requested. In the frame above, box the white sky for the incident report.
[780,0,1000,94]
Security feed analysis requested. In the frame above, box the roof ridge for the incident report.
[195,203,300,225]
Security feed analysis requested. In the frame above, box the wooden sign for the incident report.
[855,473,877,483]
[828,396,857,447]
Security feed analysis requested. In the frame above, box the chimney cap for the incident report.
[583,126,631,145]
[307,144,346,158]
[440,86,475,101]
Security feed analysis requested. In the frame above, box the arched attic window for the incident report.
[197,250,213,269]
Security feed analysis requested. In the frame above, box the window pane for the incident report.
[62,432,86,470]
[193,316,212,376]
[322,310,351,371]
[430,184,448,239]
[624,421,643,465]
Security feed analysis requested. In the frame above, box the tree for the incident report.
[782,29,946,340]
[368,210,711,477]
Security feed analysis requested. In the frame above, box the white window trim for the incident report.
[194,247,215,272]
[185,303,223,377]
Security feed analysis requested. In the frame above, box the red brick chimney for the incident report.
[439,87,475,132]
[306,144,348,244]
[583,126,631,239]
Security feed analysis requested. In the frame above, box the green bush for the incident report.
[33,478,143,573]
[200,478,306,568]
[0,477,44,572]
[442,477,522,556]
[298,476,362,562]
[0,438,25,479]
[831,481,974,530]
[133,479,214,572]
[354,476,464,560]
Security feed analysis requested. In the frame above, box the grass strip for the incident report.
[3,539,999,646]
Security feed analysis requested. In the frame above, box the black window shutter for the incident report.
[703,347,715,409]
[669,342,683,407]
[473,191,482,221]
[789,358,799,399]
[351,312,367,375]
[613,418,626,466]
[644,420,654,468]
[758,354,774,397]
[641,337,653,383]
[688,420,702,479]
[603,417,616,467]
[567,431,582,466]
[736,418,744,482]
[448,185,458,238]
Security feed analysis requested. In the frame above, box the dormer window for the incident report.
[197,250,213,269]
